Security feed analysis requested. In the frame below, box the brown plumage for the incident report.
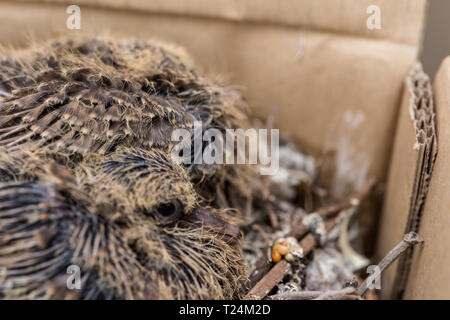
[0,37,263,299]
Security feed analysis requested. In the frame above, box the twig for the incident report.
[273,287,360,300]
[251,224,271,245]
[304,182,314,213]
[314,287,361,300]
[288,179,376,238]
[273,290,322,300]
[243,218,340,300]
[357,232,424,297]
[267,208,279,230]
[244,259,291,300]
[261,107,277,200]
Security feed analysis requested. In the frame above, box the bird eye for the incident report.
[153,199,184,222]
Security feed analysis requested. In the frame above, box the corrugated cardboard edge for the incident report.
[405,56,450,299]
[391,64,438,299]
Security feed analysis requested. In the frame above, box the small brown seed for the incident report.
[277,245,289,256]
[271,250,282,263]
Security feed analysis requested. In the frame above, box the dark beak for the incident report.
[184,208,242,241]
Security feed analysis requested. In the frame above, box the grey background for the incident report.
[420,0,450,79]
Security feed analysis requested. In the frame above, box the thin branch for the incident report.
[267,208,279,230]
[288,179,376,238]
[244,259,291,300]
[357,232,424,297]
[273,290,323,300]
[242,218,339,300]
[314,287,361,300]
[273,287,360,300]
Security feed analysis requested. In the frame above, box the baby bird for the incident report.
[0,37,260,299]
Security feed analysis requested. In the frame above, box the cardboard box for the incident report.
[2,0,448,299]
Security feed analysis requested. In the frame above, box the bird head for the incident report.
[0,147,246,299]
[79,147,245,299]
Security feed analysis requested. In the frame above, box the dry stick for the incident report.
[274,287,359,300]
[274,290,324,300]
[288,179,376,239]
[252,224,271,245]
[267,208,279,230]
[314,287,361,300]
[243,218,339,300]
[357,232,424,297]
[244,259,291,300]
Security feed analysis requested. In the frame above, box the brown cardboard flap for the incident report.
[376,63,437,299]
[8,0,427,47]
[404,57,450,299]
